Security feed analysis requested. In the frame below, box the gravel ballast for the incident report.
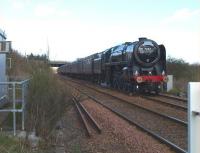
[81,99,175,153]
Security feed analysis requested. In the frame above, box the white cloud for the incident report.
[157,8,200,63]
[34,4,71,17]
[10,0,31,10]
[34,5,56,17]
[12,1,24,9]
[161,8,200,24]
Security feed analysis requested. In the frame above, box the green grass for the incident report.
[0,133,30,153]
[0,133,53,153]
[167,88,181,96]
[72,143,82,153]
[1,104,23,128]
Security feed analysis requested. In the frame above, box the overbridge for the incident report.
[49,61,67,67]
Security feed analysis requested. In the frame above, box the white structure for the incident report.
[167,75,173,92]
[0,54,6,99]
[0,29,10,100]
[188,82,200,153]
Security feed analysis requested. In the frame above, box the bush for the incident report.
[8,51,72,140]
[167,56,200,92]
[5,51,73,152]
[26,63,72,139]
[0,133,31,153]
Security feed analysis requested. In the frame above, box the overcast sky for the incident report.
[0,0,200,63]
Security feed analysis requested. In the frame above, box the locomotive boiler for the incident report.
[58,37,168,93]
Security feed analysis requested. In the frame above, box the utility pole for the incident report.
[47,38,50,61]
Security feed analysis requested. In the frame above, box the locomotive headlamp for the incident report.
[134,70,139,76]
[163,76,168,82]
[162,70,165,76]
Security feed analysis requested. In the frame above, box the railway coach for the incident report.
[58,37,168,93]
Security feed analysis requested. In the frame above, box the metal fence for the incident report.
[0,78,30,135]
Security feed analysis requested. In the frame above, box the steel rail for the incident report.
[159,93,187,102]
[75,97,102,134]
[142,96,187,111]
[73,98,92,137]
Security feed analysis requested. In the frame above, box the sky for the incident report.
[0,0,200,63]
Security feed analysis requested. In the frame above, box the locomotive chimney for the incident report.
[139,37,147,41]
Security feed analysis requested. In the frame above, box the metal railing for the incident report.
[0,78,30,135]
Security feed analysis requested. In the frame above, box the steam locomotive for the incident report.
[58,37,168,93]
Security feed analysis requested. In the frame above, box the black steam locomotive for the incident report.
[58,37,168,93]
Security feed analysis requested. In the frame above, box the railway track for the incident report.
[84,83,187,124]
[159,93,187,102]
[141,95,187,111]
[61,76,187,153]
[65,76,187,123]
[73,97,101,137]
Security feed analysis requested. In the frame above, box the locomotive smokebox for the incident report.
[139,37,147,41]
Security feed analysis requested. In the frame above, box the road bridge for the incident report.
[49,61,67,67]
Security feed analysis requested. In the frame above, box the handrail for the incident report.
[0,78,30,135]
[0,78,30,85]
